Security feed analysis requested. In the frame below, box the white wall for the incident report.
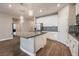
[0,13,13,41]
[36,15,58,26]
[21,19,34,34]
[13,18,34,35]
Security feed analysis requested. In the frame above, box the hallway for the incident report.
[36,39,72,56]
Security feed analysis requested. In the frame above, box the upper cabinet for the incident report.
[68,4,76,26]
[76,14,79,25]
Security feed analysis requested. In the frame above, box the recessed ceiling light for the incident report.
[28,10,33,16]
[8,4,12,8]
[57,4,60,7]
[40,9,42,12]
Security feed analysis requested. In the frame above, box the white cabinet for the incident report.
[72,40,78,56]
[71,39,78,56]
[43,34,47,46]
[35,35,42,52]
[35,34,47,52]
[20,34,47,55]
[68,35,79,56]
[58,6,69,46]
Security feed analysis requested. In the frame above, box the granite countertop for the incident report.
[16,32,47,39]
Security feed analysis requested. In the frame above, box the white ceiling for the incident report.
[0,3,68,18]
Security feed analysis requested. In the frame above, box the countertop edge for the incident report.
[15,32,47,39]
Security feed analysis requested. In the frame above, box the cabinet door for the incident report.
[35,36,42,52]
[69,35,79,56]
[38,35,43,48]
[72,40,78,56]
[58,6,69,45]
[35,37,39,52]
[43,34,47,46]
[40,35,46,48]
[35,34,47,52]
[58,18,68,45]
[69,35,73,54]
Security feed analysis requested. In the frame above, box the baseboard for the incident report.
[20,46,35,56]
[0,37,13,41]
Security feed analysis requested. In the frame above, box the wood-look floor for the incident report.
[36,39,72,56]
[0,36,28,56]
[0,36,71,56]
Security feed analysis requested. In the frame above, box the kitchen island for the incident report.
[19,32,47,56]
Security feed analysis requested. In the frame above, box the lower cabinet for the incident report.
[68,35,79,56]
[35,34,47,52]
[71,40,78,56]
[44,32,79,56]
[35,35,42,52]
